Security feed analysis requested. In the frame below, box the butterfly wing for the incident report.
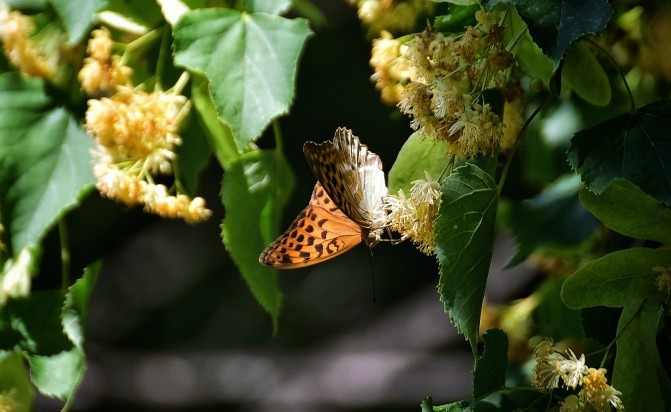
[259,182,363,269]
[303,128,387,231]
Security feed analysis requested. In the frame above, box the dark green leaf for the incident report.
[176,113,212,195]
[562,41,610,106]
[580,179,671,244]
[245,0,291,15]
[174,9,312,149]
[221,150,294,329]
[48,0,105,44]
[473,328,508,398]
[535,277,582,340]
[561,248,671,309]
[6,0,48,9]
[435,164,498,354]
[483,0,612,61]
[0,351,35,411]
[0,73,95,256]
[387,133,449,194]
[580,306,620,346]
[568,99,671,203]
[508,175,598,266]
[613,299,671,411]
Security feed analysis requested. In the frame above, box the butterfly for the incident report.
[259,127,388,269]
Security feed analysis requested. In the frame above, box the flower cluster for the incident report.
[531,338,624,412]
[384,171,441,255]
[372,11,518,158]
[349,0,433,35]
[78,28,132,96]
[83,29,211,224]
[0,5,55,78]
[0,248,33,306]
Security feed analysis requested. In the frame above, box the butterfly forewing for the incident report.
[303,128,387,231]
[259,182,362,269]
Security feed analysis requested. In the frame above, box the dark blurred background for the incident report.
[33,2,539,410]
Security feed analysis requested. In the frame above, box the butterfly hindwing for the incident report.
[259,182,362,269]
[303,128,387,231]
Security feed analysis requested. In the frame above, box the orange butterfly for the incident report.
[259,128,388,269]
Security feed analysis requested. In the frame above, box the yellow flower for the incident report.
[384,171,441,255]
[79,28,132,95]
[370,31,411,104]
[0,391,21,412]
[501,92,524,151]
[0,7,55,78]
[580,368,624,412]
[352,0,433,35]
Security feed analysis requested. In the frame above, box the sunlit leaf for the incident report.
[435,164,498,354]
[221,150,294,329]
[245,0,291,14]
[562,41,611,106]
[473,328,508,398]
[174,8,312,149]
[48,0,105,44]
[561,248,671,309]
[580,179,671,244]
[0,73,95,256]
[568,99,671,203]
[388,133,449,194]
[613,299,671,411]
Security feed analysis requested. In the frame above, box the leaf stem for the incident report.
[272,118,283,153]
[497,98,548,194]
[584,37,636,113]
[505,26,528,53]
[172,71,191,96]
[120,28,161,66]
[154,26,171,91]
[58,219,70,291]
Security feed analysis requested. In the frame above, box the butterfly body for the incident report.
[259,128,388,269]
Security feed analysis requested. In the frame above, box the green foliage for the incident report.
[0,73,94,256]
[173,8,312,149]
[220,150,294,329]
[0,351,34,411]
[387,132,449,194]
[245,0,292,15]
[580,179,671,244]
[433,4,479,32]
[568,99,671,203]
[507,174,598,266]
[483,0,612,61]
[561,248,671,309]
[48,0,105,44]
[473,328,508,398]
[562,41,611,106]
[613,299,671,411]
[435,164,498,354]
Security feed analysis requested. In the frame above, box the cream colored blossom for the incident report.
[79,28,132,95]
[0,7,55,77]
[352,0,433,35]
[0,248,33,306]
[384,171,441,255]
[653,265,671,294]
[370,31,411,104]
[559,395,585,412]
[580,368,624,412]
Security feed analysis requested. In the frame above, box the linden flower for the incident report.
[653,265,671,294]
[530,337,585,391]
[580,368,624,412]
[370,31,411,104]
[0,248,33,306]
[384,171,441,255]
[86,87,187,173]
[0,6,55,78]
[351,0,433,35]
[79,28,132,95]
[559,395,585,412]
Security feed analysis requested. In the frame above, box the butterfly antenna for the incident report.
[368,249,377,303]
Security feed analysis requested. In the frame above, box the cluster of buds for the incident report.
[0,5,56,78]
[349,0,433,35]
[384,172,441,255]
[83,29,211,224]
[78,28,132,96]
[371,10,521,158]
[531,337,624,412]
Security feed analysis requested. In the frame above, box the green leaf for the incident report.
[535,277,582,341]
[221,149,294,329]
[0,351,35,411]
[435,164,498,354]
[387,133,449,194]
[568,99,671,203]
[580,180,671,244]
[613,299,671,411]
[61,262,100,349]
[433,0,479,5]
[508,174,598,266]
[176,113,212,194]
[245,0,291,15]
[483,0,612,61]
[48,0,105,44]
[173,9,312,149]
[561,248,671,309]
[0,73,95,256]
[433,5,479,33]
[473,328,508,398]
[432,401,475,412]
[562,41,611,106]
